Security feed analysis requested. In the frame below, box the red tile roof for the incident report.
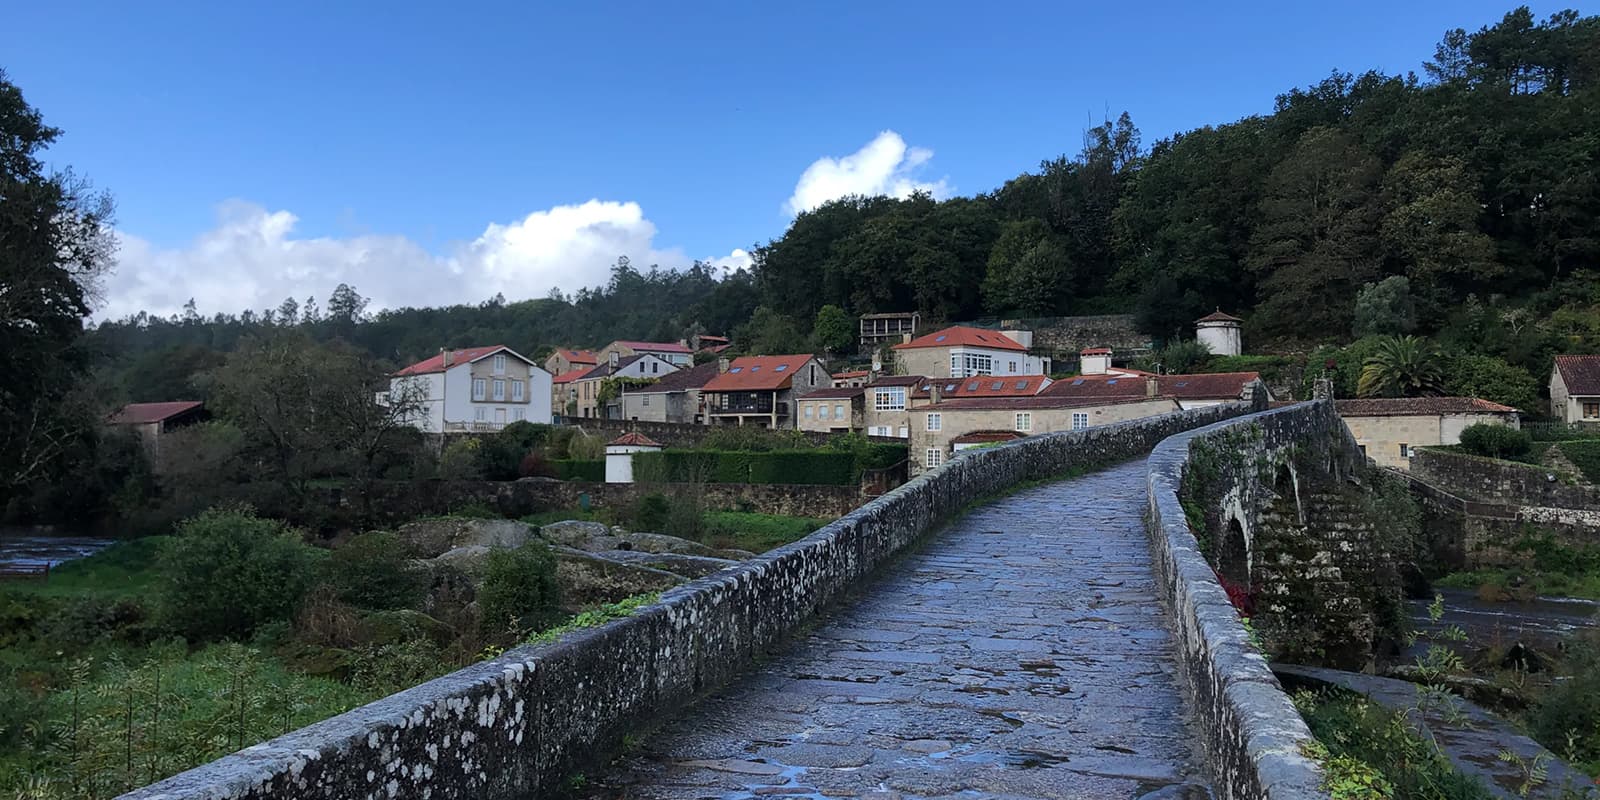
[866,374,927,387]
[552,367,593,384]
[799,386,866,400]
[109,401,204,425]
[1555,355,1600,396]
[629,362,720,393]
[1156,372,1262,400]
[702,355,820,392]
[608,432,662,447]
[558,348,598,365]
[892,326,1027,352]
[615,340,693,354]
[1040,374,1154,400]
[1335,397,1519,417]
[912,375,1051,399]
[951,431,1024,445]
[395,345,524,376]
[1081,347,1112,355]
[922,395,1178,411]
[1197,310,1244,324]
[833,370,870,379]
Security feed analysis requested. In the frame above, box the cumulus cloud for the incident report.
[784,130,952,216]
[101,200,752,320]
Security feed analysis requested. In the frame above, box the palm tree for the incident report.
[1357,335,1446,397]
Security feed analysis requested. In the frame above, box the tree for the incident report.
[734,306,810,355]
[157,506,320,641]
[0,70,117,499]
[1445,353,1540,411]
[322,532,427,610]
[983,220,1069,315]
[1351,277,1417,338]
[1379,155,1499,292]
[326,283,368,325]
[1357,336,1446,397]
[812,305,854,356]
[276,296,300,325]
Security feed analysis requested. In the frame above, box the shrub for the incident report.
[566,433,605,461]
[1529,631,1600,772]
[438,438,483,480]
[1558,440,1600,484]
[518,450,557,478]
[630,493,672,532]
[39,595,151,651]
[1457,423,1533,460]
[477,542,562,638]
[321,532,428,610]
[157,506,321,642]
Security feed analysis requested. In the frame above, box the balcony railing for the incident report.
[707,396,788,416]
[444,421,507,433]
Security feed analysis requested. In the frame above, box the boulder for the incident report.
[424,545,494,581]
[397,517,533,557]
[618,532,722,557]
[553,546,684,605]
[397,518,463,558]
[715,548,758,560]
[537,520,620,551]
[590,550,739,578]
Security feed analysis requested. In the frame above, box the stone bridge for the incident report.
[122,400,1390,800]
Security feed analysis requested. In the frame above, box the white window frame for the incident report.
[874,387,906,410]
[513,408,525,421]
[474,407,487,421]
[1071,412,1089,431]
[872,425,889,436]
[512,380,525,402]
[493,354,507,375]
[951,351,995,378]
[834,404,844,419]
[820,405,831,420]
[472,378,487,401]
[898,426,908,438]
[925,448,943,469]
[493,379,506,401]
[927,413,942,432]
[642,394,651,407]
[805,405,814,418]
[1015,412,1032,432]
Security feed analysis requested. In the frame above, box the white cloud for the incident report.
[784,130,952,216]
[101,199,752,320]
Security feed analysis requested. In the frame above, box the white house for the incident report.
[1196,310,1244,357]
[386,345,552,432]
[891,325,1050,378]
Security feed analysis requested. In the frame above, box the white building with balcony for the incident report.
[385,345,552,432]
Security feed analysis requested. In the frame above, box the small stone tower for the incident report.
[1195,310,1244,357]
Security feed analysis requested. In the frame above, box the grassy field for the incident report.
[703,511,828,553]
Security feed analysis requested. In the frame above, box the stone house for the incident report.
[108,401,208,459]
[862,375,924,439]
[908,396,1181,474]
[598,340,695,367]
[616,362,720,424]
[388,345,552,432]
[797,387,866,433]
[543,348,597,377]
[701,355,831,428]
[891,325,1050,378]
[567,353,680,420]
[1550,355,1600,424]
[858,311,920,352]
[1335,397,1520,470]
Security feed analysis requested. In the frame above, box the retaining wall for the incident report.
[1144,401,1335,800]
[119,403,1261,800]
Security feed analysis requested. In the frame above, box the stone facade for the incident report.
[122,402,1300,800]
[1407,448,1600,569]
[908,397,1179,474]
[559,420,833,448]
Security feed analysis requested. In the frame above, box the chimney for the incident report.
[901,332,913,344]
[1146,376,1159,398]
[609,351,620,370]
[717,357,730,374]
[440,347,451,368]
[930,382,943,405]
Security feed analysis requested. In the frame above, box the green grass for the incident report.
[7,537,170,601]
[1437,568,1600,601]
[703,511,828,553]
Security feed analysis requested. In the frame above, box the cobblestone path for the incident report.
[585,459,1212,799]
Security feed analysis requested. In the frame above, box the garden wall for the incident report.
[118,401,1264,800]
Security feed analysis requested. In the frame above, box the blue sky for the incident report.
[2,1,1582,318]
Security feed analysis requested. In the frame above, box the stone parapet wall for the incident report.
[119,403,1257,800]
[1398,462,1600,571]
[1144,402,1335,800]
[1411,447,1600,509]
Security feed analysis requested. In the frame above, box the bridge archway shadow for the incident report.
[1216,516,1250,589]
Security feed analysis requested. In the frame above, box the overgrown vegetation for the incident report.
[1295,690,1495,800]
[1437,529,1600,600]
[1457,423,1534,461]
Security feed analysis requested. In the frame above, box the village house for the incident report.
[1550,355,1600,424]
[1041,370,1267,410]
[910,374,1053,404]
[891,325,1050,378]
[832,370,871,388]
[550,367,592,419]
[908,395,1181,474]
[567,352,680,420]
[388,345,552,432]
[1336,397,1521,470]
[701,354,831,428]
[543,347,597,377]
[797,387,866,433]
[858,311,920,352]
[108,401,207,459]
[863,375,924,438]
[616,361,720,424]
[599,340,695,367]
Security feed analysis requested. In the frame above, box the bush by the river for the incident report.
[156,506,321,641]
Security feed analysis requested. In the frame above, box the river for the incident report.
[0,530,114,569]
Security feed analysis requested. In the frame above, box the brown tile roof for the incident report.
[109,401,204,425]
[608,432,662,447]
[799,386,866,400]
[892,326,1026,352]
[912,375,1051,399]
[1080,347,1112,355]
[1040,374,1153,399]
[920,395,1178,411]
[557,348,598,365]
[629,362,720,393]
[1196,310,1244,324]
[833,370,870,379]
[1555,355,1600,396]
[702,355,819,392]
[867,374,927,387]
[1156,372,1261,400]
[951,430,1024,445]
[1335,397,1520,417]
[395,345,526,376]
[552,367,593,384]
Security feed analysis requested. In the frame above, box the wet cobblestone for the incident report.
[585,460,1212,799]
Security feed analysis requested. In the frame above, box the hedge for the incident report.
[551,459,605,482]
[631,449,898,486]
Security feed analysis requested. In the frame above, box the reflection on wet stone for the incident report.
[584,459,1212,799]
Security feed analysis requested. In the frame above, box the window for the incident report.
[1015,412,1032,432]
[651,361,658,374]
[925,448,943,469]
[493,354,506,374]
[897,426,908,438]
[494,408,506,425]
[475,407,487,421]
[805,405,814,418]
[820,405,830,420]
[951,351,994,377]
[642,395,651,407]
[967,382,980,391]
[1585,402,1600,420]
[1008,361,1018,373]
[493,379,506,401]
[927,413,942,431]
[834,404,844,419]
[513,408,525,421]
[512,380,525,402]
[1358,445,1367,456]
[874,387,906,410]
[872,425,890,436]
[990,381,1004,391]
[1071,412,1089,431]
[473,378,486,401]
[1399,443,1412,458]
[1014,381,1029,390]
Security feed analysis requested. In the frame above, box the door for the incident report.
[494,408,507,426]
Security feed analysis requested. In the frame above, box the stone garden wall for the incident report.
[119,402,1268,800]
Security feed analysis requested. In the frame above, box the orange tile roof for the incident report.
[702,355,819,392]
[558,348,598,365]
[608,432,663,447]
[891,326,1026,352]
[912,375,1051,399]
[109,401,204,425]
[552,367,593,384]
[1335,397,1519,416]
[395,345,519,376]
